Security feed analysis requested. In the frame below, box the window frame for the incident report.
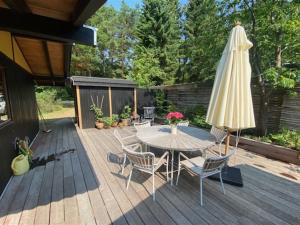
[0,67,12,128]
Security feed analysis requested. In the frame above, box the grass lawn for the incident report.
[40,107,75,120]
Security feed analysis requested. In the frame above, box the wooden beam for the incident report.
[42,41,55,85]
[72,0,107,26]
[3,0,31,13]
[76,86,83,128]
[108,86,112,117]
[0,8,97,46]
[31,76,65,81]
[134,88,137,115]
[64,44,73,79]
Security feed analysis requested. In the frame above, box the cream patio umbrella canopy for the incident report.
[206,24,256,131]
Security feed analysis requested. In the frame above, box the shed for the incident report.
[70,76,138,129]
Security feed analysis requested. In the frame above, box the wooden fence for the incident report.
[150,83,300,132]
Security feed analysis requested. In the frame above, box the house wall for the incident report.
[0,53,39,194]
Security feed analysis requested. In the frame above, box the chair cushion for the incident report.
[181,156,205,175]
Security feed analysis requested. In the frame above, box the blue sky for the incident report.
[106,0,188,10]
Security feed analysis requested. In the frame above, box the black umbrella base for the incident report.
[208,166,243,187]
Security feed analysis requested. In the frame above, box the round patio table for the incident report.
[136,125,216,185]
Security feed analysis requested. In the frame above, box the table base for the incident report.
[208,166,243,187]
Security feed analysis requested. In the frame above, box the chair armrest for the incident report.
[178,152,200,167]
[122,134,136,140]
[155,151,169,166]
[127,143,142,152]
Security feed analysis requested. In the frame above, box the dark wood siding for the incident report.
[111,87,134,115]
[79,86,109,129]
[0,53,39,194]
[137,88,155,115]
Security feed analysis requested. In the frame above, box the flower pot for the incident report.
[121,118,129,126]
[11,154,30,176]
[111,122,118,127]
[95,121,104,129]
[171,125,177,135]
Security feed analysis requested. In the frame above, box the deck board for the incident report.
[0,118,299,225]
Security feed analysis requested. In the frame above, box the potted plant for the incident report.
[166,111,184,134]
[120,105,132,126]
[90,96,104,129]
[90,103,104,129]
[111,114,119,127]
[102,116,113,129]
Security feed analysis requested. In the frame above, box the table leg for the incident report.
[171,150,174,186]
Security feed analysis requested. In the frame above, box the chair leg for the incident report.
[166,155,169,182]
[176,163,181,185]
[121,153,127,175]
[152,173,156,201]
[126,168,133,190]
[200,177,203,206]
[220,172,225,194]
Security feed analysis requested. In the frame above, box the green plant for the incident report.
[90,104,103,122]
[154,90,176,117]
[184,105,211,129]
[120,105,131,119]
[112,114,119,123]
[270,128,300,151]
[102,117,113,127]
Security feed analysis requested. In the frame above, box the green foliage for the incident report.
[90,104,103,122]
[120,105,132,119]
[184,105,211,129]
[36,87,64,114]
[154,90,175,116]
[112,114,119,123]
[270,128,300,151]
[102,116,113,127]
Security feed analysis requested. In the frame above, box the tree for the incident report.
[183,0,226,82]
[135,0,181,85]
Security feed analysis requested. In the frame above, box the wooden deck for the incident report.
[1,118,300,225]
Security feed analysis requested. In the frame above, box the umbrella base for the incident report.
[208,166,243,187]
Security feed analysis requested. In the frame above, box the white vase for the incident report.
[171,125,177,135]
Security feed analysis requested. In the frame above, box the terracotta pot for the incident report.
[111,122,118,127]
[121,118,129,126]
[95,121,104,129]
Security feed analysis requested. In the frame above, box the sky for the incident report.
[106,0,188,10]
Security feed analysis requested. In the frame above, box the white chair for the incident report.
[124,144,169,201]
[177,120,189,127]
[114,129,141,174]
[143,107,155,123]
[210,126,227,155]
[133,120,151,129]
[176,147,236,206]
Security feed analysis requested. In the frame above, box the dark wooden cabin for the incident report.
[70,76,138,129]
[0,0,106,194]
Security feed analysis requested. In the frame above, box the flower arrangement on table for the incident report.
[166,112,184,134]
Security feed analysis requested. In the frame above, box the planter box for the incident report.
[230,136,300,166]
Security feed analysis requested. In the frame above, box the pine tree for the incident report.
[135,0,181,85]
[184,0,226,82]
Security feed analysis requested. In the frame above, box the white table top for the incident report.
[136,125,216,152]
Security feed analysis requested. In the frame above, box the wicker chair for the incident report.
[176,147,236,206]
[210,126,227,155]
[143,107,155,123]
[124,144,169,201]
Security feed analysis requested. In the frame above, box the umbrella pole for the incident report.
[225,130,231,155]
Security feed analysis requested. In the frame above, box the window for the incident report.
[0,68,10,125]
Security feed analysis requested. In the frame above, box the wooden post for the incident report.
[134,88,137,115]
[225,130,231,155]
[108,86,112,117]
[75,85,82,128]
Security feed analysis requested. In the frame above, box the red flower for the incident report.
[166,112,184,120]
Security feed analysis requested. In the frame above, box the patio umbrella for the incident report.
[206,23,255,152]
[206,23,256,187]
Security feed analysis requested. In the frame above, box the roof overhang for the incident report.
[0,0,106,86]
[70,76,137,88]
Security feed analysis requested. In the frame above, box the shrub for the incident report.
[184,105,211,129]
[120,105,131,119]
[270,128,300,151]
